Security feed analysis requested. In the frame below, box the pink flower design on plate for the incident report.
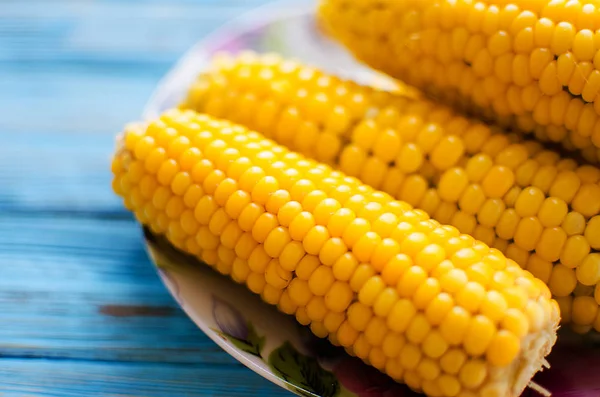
[211,296,265,358]
[212,296,249,341]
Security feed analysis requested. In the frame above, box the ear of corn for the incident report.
[318,0,600,164]
[180,52,600,334]
[113,108,558,397]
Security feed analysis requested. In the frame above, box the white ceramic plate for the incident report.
[141,2,600,396]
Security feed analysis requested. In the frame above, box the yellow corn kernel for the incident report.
[319,0,600,162]
[572,296,599,326]
[181,52,600,334]
[113,109,558,397]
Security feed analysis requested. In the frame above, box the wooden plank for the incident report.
[0,68,156,134]
[0,214,229,364]
[0,0,290,134]
[1,0,274,4]
[0,0,273,9]
[0,131,125,213]
[0,73,171,122]
[0,359,291,397]
[0,1,289,65]
[0,214,292,394]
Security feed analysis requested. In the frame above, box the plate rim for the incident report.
[142,0,315,121]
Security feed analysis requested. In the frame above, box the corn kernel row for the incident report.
[181,52,600,332]
[318,0,600,163]
[112,108,558,397]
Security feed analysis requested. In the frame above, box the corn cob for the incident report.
[113,108,558,397]
[318,0,600,164]
[181,52,600,334]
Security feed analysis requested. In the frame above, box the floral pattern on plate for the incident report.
[146,224,600,397]
[212,296,265,358]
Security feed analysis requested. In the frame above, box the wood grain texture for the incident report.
[1,359,291,397]
[0,0,295,395]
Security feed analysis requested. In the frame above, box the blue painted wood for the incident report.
[0,216,248,365]
[0,1,290,66]
[0,0,298,395]
[0,359,291,397]
[0,69,158,135]
[0,132,126,212]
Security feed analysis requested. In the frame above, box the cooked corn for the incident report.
[181,52,600,333]
[112,108,558,397]
[318,0,600,163]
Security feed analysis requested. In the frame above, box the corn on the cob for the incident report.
[318,0,600,163]
[112,108,558,397]
[181,52,600,334]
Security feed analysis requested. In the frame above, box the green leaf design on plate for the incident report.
[268,341,340,397]
[213,323,265,358]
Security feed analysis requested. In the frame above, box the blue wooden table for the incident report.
[0,1,293,395]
